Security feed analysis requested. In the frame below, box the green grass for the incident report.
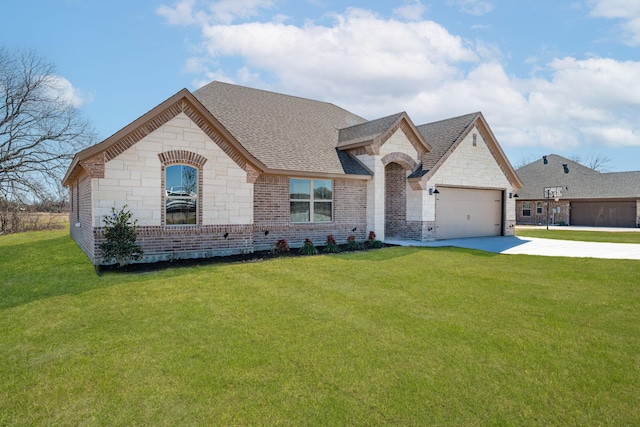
[1,230,639,426]
[516,228,640,243]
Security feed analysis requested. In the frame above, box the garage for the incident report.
[570,201,636,228]
[435,187,503,239]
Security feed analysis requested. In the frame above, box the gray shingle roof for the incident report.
[66,82,518,186]
[194,81,368,175]
[337,112,405,147]
[416,112,480,172]
[515,154,640,199]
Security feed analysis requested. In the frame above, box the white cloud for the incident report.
[446,0,494,16]
[158,0,274,25]
[207,0,274,24]
[45,75,93,108]
[589,0,640,18]
[589,0,640,45]
[198,8,478,100]
[158,2,640,153]
[157,0,201,25]
[393,0,428,22]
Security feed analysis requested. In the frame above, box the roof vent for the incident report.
[563,164,569,174]
[543,155,548,164]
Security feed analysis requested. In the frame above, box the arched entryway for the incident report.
[385,162,407,238]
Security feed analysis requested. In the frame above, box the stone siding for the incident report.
[93,112,253,228]
[356,128,423,241]
[75,167,370,264]
[380,129,420,159]
[425,127,517,236]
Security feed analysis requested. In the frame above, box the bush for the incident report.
[274,238,290,253]
[323,234,341,253]
[345,234,362,251]
[366,230,384,249]
[298,238,319,255]
[0,200,66,234]
[99,205,143,267]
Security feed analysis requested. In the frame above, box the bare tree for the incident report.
[568,154,612,172]
[0,47,95,202]
[513,155,537,169]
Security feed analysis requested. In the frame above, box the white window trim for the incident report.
[290,178,333,223]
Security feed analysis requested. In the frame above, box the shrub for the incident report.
[345,234,362,251]
[323,234,341,253]
[298,238,319,255]
[99,205,143,267]
[0,200,66,234]
[368,239,385,249]
[366,230,384,249]
[274,238,290,253]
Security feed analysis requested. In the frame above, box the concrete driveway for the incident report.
[385,235,640,260]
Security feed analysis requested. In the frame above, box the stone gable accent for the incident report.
[368,119,427,156]
[103,99,249,172]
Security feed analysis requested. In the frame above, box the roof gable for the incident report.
[410,112,522,188]
[338,112,404,147]
[515,154,640,199]
[416,112,480,172]
[337,112,431,155]
[63,89,264,186]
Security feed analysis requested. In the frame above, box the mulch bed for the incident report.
[97,243,393,275]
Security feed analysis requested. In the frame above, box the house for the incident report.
[515,154,640,228]
[62,81,522,264]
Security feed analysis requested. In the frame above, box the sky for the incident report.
[2,0,639,172]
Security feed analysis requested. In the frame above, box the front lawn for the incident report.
[516,227,640,243]
[1,230,639,426]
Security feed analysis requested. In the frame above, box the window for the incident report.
[290,178,332,222]
[165,164,198,225]
[75,183,79,222]
[536,201,543,215]
[522,201,531,217]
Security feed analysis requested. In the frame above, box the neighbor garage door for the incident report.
[570,201,636,228]
[435,187,503,239]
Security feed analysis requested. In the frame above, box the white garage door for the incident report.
[435,187,503,239]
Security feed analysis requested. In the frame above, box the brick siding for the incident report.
[516,200,570,225]
[70,174,96,262]
[94,224,254,264]
[79,173,369,265]
[385,162,406,237]
[252,175,367,251]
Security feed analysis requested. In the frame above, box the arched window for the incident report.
[165,164,198,225]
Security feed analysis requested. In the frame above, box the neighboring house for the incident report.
[515,154,640,228]
[62,81,522,264]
